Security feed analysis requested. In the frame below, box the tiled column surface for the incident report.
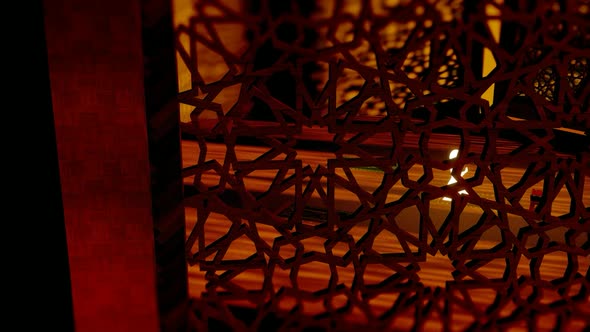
[44,0,186,330]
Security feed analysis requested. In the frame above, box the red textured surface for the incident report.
[44,1,160,331]
[177,0,589,330]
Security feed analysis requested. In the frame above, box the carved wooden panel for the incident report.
[176,0,589,330]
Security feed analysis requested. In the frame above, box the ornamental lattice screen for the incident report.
[174,0,589,330]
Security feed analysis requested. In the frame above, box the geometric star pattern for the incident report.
[176,0,590,330]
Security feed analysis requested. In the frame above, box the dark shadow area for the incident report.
[245,0,320,121]
[9,1,75,330]
[36,3,75,330]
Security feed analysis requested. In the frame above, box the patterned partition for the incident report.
[176,0,589,330]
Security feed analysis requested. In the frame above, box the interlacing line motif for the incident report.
[176,0,589,330]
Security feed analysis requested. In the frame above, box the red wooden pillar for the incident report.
[43,0,187,330]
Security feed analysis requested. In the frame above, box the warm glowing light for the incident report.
[481,1,503,106]
[442,149,468,201]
